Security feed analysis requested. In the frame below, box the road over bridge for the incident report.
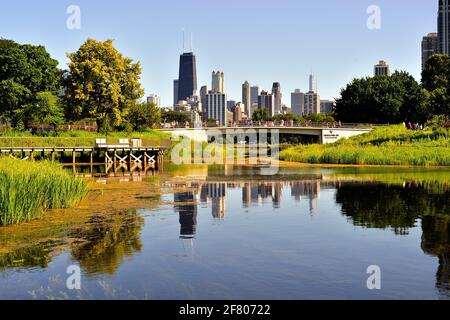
[161,124,373,144]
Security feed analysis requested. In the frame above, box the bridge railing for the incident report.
[160,121,378,129]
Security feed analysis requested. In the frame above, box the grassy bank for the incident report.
[280,125,450,166]
[0,158,87,225]
[0,130,172,148]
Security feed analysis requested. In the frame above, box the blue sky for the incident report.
[0,0,438,107]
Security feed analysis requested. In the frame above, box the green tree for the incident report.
[422,54,450,117]
[0,39,61,127]
[161,110,190,124]
[23,92,64,131]
[126,102,161,131]
[272,114,303,122]
[252,108,270,121]
[63,39,144,130]
[304,113,335,123]
[335,71,429,124]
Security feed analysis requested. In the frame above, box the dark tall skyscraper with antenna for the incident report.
[177,52,197,103]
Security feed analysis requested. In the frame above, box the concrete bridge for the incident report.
[161,124,373,144]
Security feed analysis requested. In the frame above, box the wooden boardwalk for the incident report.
[0,144,166,172]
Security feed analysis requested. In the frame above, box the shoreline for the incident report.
[276,160,450,169]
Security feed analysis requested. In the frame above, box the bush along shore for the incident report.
[0,158,87,226]
[279,125,450,166]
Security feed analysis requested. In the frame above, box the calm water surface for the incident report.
[0,166,449,300]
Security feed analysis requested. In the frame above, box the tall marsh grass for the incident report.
[0,158,87,225]
[280,125,450,166]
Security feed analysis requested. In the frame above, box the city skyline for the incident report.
[0,0,438,107]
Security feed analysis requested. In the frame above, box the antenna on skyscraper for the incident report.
[182,29,186,53]
[190,32,193,52]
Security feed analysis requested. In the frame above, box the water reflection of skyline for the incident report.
[1,175,449,299]
[173,180,327,239]
[170,179,450,296]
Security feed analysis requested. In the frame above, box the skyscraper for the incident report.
[250,86,260,118]
[272,82,282,115]
[309,74,317,93]
[304,91,320,115]
[374,60,390,76]
[438,0,450,54]
[320,100,335,114]
[291,89,305,116]
[422,33,438,69]
[258,91,274,117]
[232,103,244,122]
[173,79,179,106]
[200,85,208,116]
[227,100,236,111]
[177,52,198,102]
[242,81,251,117]
[206,91,228,126]
[147,94,161,107]
[212,71,225,93]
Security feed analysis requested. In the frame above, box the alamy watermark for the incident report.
[366,265,381,290]
[170,129,280,175]
[367,5,381,30]
[66,5,81,30]
[66,265,81,290]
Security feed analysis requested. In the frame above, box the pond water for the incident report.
[0,165,449,300]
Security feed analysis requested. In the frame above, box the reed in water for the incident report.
[0,158,87,226]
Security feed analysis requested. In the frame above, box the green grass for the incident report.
[0,130,172,148]
[0,158,87,226]
[280,125,450,166]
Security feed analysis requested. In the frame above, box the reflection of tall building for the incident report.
[242,183,251,208]
[200,184,209,203]
[244,182,285,207]
[251,185,260,204]
[290,180,321,212]
[174,192,197,239]
[421,216,450,291]
[208,183,227,219]
[273,183,282,208]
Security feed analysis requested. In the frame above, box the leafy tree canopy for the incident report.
[335,71,430,124]
[126,102,161,131]
[24,92,64,131]
[161,110,190,124]
[252,108,270,121]
[422,54,450,117]
[63,39,144,130]
[0,39,61,127]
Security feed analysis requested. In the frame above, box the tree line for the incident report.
[2,37,450,131]
[251,108,335,123]
[335,55,450,125]
[0,38,161,133]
